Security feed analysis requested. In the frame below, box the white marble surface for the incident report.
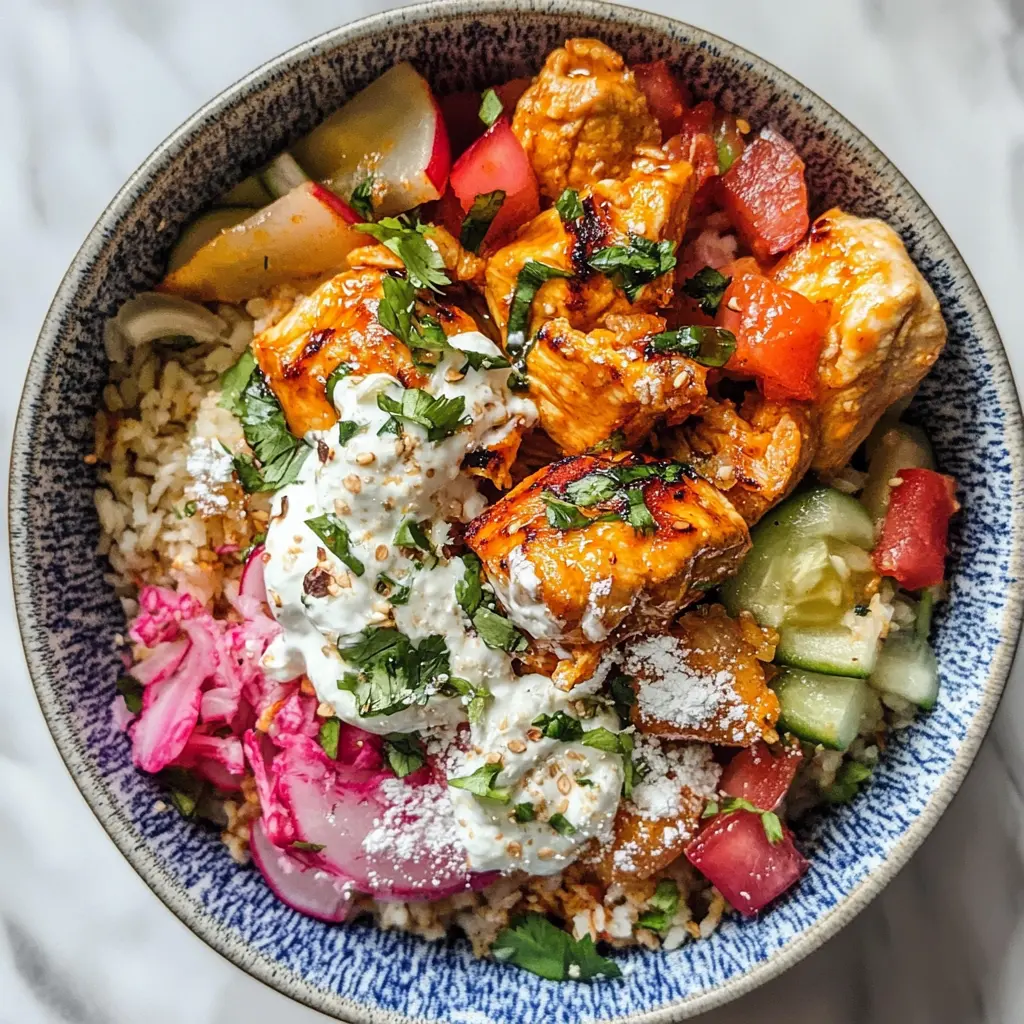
[2,0,1024,1021]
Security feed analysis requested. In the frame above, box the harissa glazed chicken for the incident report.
[93,39,958,981]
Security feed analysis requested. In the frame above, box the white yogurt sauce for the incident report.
[259,333,626,873]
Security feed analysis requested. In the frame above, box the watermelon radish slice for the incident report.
[293,62,450,217]
[249,820,357,923]
[160,182,364,303]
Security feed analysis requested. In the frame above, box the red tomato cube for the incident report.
[686,810,808,916]
[721,127,809,261]
[873,468,958,590]
[633,60,689,139]
[719,741,804,811]
[449,116,540,248]
[717,273,827,401]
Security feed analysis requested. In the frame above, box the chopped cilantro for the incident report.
[636,879,679,934]
[555,187,584,223]
[514,802,537,823]
[375,572,411,605]
[624,487,657,535]
[448,762,511,803]
[336,420,361,446]
[646,326,737,367]
[325,363,353,406]
[608,672,636,726]
[460,190,506,253]
[317,717,340,759]
[824,760,873,804]
[548,813,577,836]
[681,266,731,316]
[532,711,584,742]
[579,727,623,754]
[505,260,574,383]
[305,513,365,576]
[702,796,785,844]
[349,175,375,220]
[473,606,529,652]
[394,519,436,557]
[377,388,469,442]
[218,349,257,417]
[478,88,503,126]
[491,914,621,982]
[290,840,326,853]
[586,429,627,454]
[376,274,452,368]
[456,553,528,653]
[444,675,493,724]
[115,675,143,715]
[182,500,197,518]
[383,733,426,778]
[356,216,450,291]
[459,348,511,373]
[587,234,677,302]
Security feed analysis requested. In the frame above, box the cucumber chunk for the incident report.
[167,207,255,273]
[869,634,939,709]
[776,624,881,678]
[722,488,875,628]
[861,422,935,525]
[772,668,868,751]
[260,152,311,199]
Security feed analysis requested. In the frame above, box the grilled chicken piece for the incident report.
[622,605,780,747]
[665,392,814,524]
[526,313,708,454]
[464,453,750,649]
[772,209,947,476]
[484,151,696,339]
[512,38,661,200]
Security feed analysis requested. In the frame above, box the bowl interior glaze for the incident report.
[11,3,1024,1022]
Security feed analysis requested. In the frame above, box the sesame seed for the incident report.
[557,775,572,795]
[672,370,689,389]
[507,739,527,754]
[344,475,362,494]
[485,752,504,765]
[537,847,556,860]
[736,118,751,133]
[888,476,904,487]
[375,544,389,561]
[316,701,334,717]
[356,452,376,466]
[526,727,543,742]
[727,297,741,312]
[445,367,465,383]
[334,499,351,516]
[506,841,522,858]
[337,572,352,589]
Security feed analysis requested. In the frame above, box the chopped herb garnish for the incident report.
[548,813,577,836]
[448,762,511,803]
[383,732,426,778]
[291,840,326,853]
[541,491,619,532]
[492,914,621,982]
[376,274,452,368]
[169,788,197,818]
[377,388,469,442]
[317,717,340,759]
[586,429,627,454]
[514,802,537,823]
[305,513,365,576]
[182,500,198,518]
[505,260,574,380]
[624,487,657,535]
[459,348,512,373]
[636,879,679,934]
[478,87,503,126]
[241,531,267,562]
[608,672,637,726]
[375,572,411,605]
[646,326,737,367]
[336,420,361,446]
[460,190,506,253]
[325,363,353,406]
[444,675,493,724]
[394,519,436,557]
[116,675,143,715]
[349,175,375,220]
[338,628,457,718]
[681,266,731,316]
[455,553,529,653]
[823,760,873,804]
[532,711,584,742]
[230,369,311,492]
[218,349,257,417]
[356,216,450,291]
[555,188,584,223]
[579,727,623,754]
[577,777,595,787]
[702,796,784,844]
[587,234,677,302]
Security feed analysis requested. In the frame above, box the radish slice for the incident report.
[275,738,479,901]
[250,820,357,923]
[131,619,217,774]
[240,544,268,605]
[159,182,365,303]
[129,636,190,687]
[110,292,229,347]
[294,63,450,216]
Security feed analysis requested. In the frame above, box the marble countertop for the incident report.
[2,1,1024,1021]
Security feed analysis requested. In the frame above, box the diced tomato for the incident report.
[721,127,809,261]
[718,256,763,280]
[719,741,804,811]
[436,187,466,239]
[449,116,540,248]
[712,111,745,174]
[686,810,808,916]
[493,76,533,115]
[633,60,689,139]
[438,90,485,157]
[717,272,827,401]
[873,468,958,590]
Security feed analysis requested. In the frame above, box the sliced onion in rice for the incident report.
[112,292,229,348]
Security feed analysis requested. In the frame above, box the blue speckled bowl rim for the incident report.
[11,1,1024,1020]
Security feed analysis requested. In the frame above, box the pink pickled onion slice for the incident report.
[240,544,268,605]
[130,636,189,687]
[131,619,217,773]
[174,732,246,792]
[268,690,320,743]
[249,820,357,923]
[244,729,296,847]
[337,724,384,772]
[130,585,202,646]
[111,695,136,733]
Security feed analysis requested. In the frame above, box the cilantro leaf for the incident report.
[703,796,786,844]
[448,762,511,803]
[585,429,627,454]
[761,809,784,845]
[636,879,679,934]
[473,606,529,652]
[349,175,375,220]
[460,348,511,373]
[579,727,623,754]
[460,190,506,253]
[555,188,584,223]
[824,760,873,804]
[455,553,485,617]
[681,266,731,316]
[377,388,469,442]
[218,349,257,416]
[587,234,677,301]
[375,572,410,606]
[532,711,584,742]
[317,717,340,759]
[383,732,426,778]
[116,675,143,715]
[375,275,452,368]
[624,487,657,535]
[548,813,577,836]
[565,473,620,507]
[506,260,574,368]
[305,513,365,576]
[444,675,493,724]
[291,840,326,852]
[492,914,621,982]
[325,363,353,406]
[646,326,737,367]
[478,88,503,126]
[336,420,361,446]
[541,491,617,531]
[608,671,637,726]
[356,217,450,291]
[394,519,436,557]
[514,802,536,823]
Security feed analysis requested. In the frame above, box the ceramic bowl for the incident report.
[11,2,1024,1021]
